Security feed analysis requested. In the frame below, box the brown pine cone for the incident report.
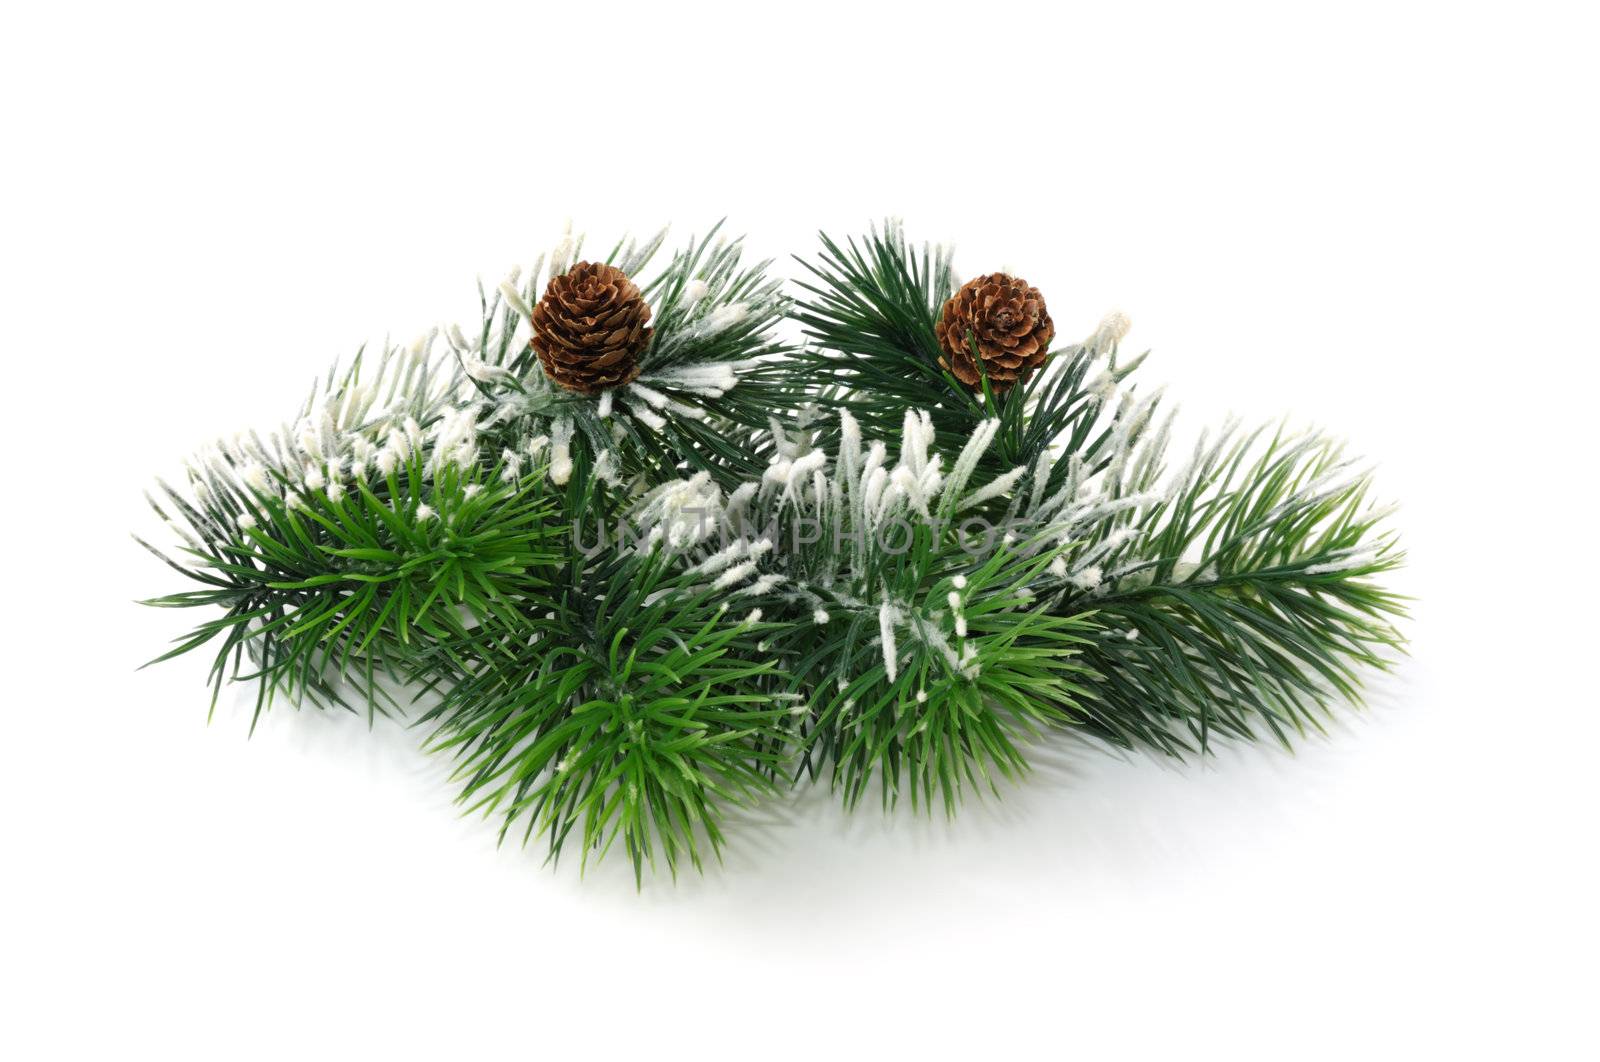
[935,273,1055,391]
[530,261,653,394]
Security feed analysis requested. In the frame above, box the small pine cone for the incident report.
[530,262,653,394]
[936,273,1055,391]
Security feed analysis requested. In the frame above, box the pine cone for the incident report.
[530,262,653,394]
[936,273,1055,391]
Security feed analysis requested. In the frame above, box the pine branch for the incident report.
[789,223,974,447]
[1054,425,1407,754]
[791,222,1138,479]
[639,407,1102,813]
[137,344,564,724]
[417,546,790,885]
[463,223,810,489]
[140,456,563,725]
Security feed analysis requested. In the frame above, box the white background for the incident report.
[4,2,1596,1058]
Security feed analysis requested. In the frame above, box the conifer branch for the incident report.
[135,219,1408,880]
